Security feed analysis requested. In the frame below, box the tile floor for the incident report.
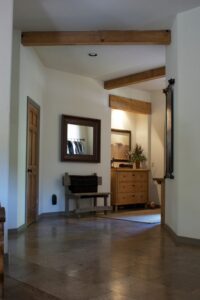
[4,215,200,299]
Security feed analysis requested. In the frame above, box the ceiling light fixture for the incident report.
[88,52,98,57]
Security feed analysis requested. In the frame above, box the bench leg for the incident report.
[93,197,97,215]
[114,205,118,212]
[65,194,70,216]
[75,197,80,218]
[104,196,108,215]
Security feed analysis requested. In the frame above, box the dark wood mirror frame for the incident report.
[61,114,101,163]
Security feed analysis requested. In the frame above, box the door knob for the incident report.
[27,169,32,173]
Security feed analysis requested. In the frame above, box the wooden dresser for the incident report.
[111,168,149,211]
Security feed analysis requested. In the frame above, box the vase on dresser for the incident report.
[135,161,140,169]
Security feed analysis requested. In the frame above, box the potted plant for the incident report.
[129,144,147,169]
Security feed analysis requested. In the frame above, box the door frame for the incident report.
[25,97,40,225]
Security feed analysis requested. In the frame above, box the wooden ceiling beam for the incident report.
[21,30,171,46]
[109,95,151,114]
[104,66,166,90]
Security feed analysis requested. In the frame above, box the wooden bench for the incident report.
[63,173,111,216]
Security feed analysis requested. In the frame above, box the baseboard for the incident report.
[8,223,27,235]
[38,211,66,218]
[165,224,200,246]
[8,212,66,234]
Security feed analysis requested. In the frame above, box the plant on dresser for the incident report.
[111,168,149,211]
[129,144,146,169]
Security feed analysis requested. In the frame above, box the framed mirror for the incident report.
[111,129,131,162]
[61,114,101,163]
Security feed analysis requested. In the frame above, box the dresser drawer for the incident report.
[114,193,138,204]
[118,182,147,193]
[118,171,148,182]
[134,192,148,203]
[111,169,149,207]
[114,192,148,205]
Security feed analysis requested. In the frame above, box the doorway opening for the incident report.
[109,94,165,225]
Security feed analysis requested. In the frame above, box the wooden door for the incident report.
[26,98,40,226]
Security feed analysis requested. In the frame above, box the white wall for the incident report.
[0,0,13,250]
[110,86,151,102]
[40,69,111,213]
[111,109,137,150]
[166,6,200,238]
[135,113,150,168]
[9,30,21,229]
[111,110,149,167]
[17,45,46,227]
[149,91,165,205]
[8,32,46,228]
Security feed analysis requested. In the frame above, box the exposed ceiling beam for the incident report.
[104,66,166,90]
[109,95,151,114]
[21,30,171,46]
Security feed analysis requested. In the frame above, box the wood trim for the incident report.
[8,224,27,235]
[38,212,66,219]
[104,66,165,90]
[21,30,171,46]
[109,94,151,114]
[26,97,40,225]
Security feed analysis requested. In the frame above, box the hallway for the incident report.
[5,216,200,299]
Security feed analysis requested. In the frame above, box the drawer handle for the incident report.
[132,195,135,197]
[132,174,135,176]
[132,185,135,187]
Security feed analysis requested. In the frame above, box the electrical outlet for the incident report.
[52,194,57,205]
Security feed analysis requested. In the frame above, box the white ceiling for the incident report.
[14,0,200,31]
[13,0,200,90]
[34,45,165,81]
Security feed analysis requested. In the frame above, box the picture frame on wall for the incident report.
[111,129,131,162]
[163,78,175,179]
